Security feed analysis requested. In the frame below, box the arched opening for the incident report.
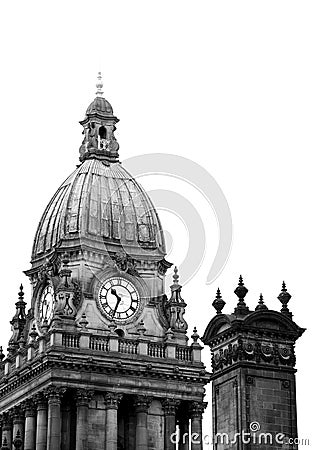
[99,126,106,139]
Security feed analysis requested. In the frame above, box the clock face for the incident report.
[98,277,140,322]
[39,285,55,324]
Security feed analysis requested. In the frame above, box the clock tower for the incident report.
[0,74,208,450]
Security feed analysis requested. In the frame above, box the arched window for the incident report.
[99,126,106,139]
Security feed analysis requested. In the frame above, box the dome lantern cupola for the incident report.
[79,72,120,163]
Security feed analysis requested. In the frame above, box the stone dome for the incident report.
[85,96,113,116]
[32,158,166,263]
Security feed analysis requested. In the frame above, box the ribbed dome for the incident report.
[86,96,113,115]
[32,159,166,261]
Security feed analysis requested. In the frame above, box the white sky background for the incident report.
[0,0,312,447]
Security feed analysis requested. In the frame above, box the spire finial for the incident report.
[95,71,104,97]
[255,293,268,311]
[18,284,24,301]
[173,266,179,284]
[191,327,200,344]
[234,275,249,315]
[278,281,292,319]
[212,288,226,314]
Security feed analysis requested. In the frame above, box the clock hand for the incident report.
[111,288,122,317]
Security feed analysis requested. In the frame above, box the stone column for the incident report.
[134,396,152,450]
[46,386,66,450]
[75,389,93,450]
[61,401,71,450]
[24,400,36,450]
[35,393,48,450]
[1,413,12,449]
[190,402,206,450]
[178,415,189,450]
[162,399,179,450]
[12,406,24,449]
[104,393,122,450]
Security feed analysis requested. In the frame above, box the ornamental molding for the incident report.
[211,337,296,373]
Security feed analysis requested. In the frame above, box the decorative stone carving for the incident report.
[157,258,173,276]
[86,123,98,150]
[212,288,226,314]
[211,339,297,372]
[278,281,292,318]
[282,380,291,389]
[112,251,139,276]
[189,401,206,419]
[246,375,255,385]
[234,275,250,315]
[34,392,47,410]
[161,398,180,416]
[104,392,123,409]
[53,254,80,319]
[44,386,67,404]
[134,395,152,413]
[165,267,188,334]
[22,399,36,417]
[7,285,27,357]
[108,136,119,154]
[75,389,94,407]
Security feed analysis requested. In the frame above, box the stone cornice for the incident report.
[0,353,209,406]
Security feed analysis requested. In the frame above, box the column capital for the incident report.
[34,392,47,410]
[189,401,207,419]
[21,399,36,417]
[104,392,123,410]
[161,398,180,416]
[11,406,24,424]
[44,385,66,404]
[75,388,94,407]
[1,412,11,430]
[134,395,152,413]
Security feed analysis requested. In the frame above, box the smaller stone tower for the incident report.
[202,276,305,450]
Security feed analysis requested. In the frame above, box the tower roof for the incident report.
[85,96,114,116]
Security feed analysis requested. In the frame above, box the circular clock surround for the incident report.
[98,277,140,323]
[38,284,56,324]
